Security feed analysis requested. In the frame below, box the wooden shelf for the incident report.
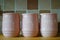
[0,34,60,40]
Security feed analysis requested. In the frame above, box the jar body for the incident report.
[2,13,20,37]
[22,14,39,37]
[40,13,58,37]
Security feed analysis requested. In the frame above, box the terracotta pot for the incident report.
[40,13,58,37]
[22,13,39,37]
[2,13,20,37]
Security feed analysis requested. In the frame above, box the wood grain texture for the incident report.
[0,34,60,40]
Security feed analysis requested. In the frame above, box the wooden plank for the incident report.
[27,0,38,10]
[52,0,60,9]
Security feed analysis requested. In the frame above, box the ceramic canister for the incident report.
[40,13,58,37]
[22,13,39,37]
[2,13,20,37]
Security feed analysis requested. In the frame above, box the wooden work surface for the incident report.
[0,34,60,40]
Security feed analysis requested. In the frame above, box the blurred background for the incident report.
[0,0,60,35]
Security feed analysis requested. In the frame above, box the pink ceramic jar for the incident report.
[22,13,39,37]
[40,13,58,37]
[2,13,20,37]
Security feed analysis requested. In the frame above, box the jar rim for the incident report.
[40,13,57,15]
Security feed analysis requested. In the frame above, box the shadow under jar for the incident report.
[2,13,20,37]
[22,13,39,37]
[40,13,58,37]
